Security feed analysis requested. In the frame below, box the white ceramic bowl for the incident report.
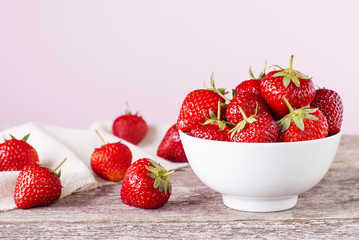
[179,130,342,212]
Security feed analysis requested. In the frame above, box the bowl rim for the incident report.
[178,129,343,146]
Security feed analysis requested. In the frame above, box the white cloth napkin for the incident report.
[0,121,188,211]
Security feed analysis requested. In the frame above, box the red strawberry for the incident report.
[91,131,132,182]
[0,134,39,171]
[311,88,343,135]
[112,103,148,145]
[121,158,174,209]
[235,60,267,95]
[228,105,278,143]
[226,91,271,125]
[190,123,230,141]
[14,158,67,209]
[177,73,226,132]
[260,55,316,119]
[277,98,328,142]
[189,102,231,141]
[157,124,188,162]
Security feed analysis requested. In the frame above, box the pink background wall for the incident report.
[0,0,357,134]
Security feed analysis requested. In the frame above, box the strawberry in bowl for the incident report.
[176,56,343,212]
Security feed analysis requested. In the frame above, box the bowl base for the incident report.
[222,195,298,212]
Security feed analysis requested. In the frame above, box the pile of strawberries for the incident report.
[177,56,344,143]
[93,122,175,210]
[0,105,178,210]
[0,134,66,209]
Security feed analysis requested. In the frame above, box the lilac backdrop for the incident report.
[0,0,357,134]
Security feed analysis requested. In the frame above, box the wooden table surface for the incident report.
[1,135,358,239]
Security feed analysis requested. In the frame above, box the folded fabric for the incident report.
[0,121,188,211]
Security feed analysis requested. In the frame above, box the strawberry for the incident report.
[260,55,316,119]
[235,60,267,95]
[157,124,188,162]
[190,123,230,141]
[277,98,328,142]
[177,73,226,132]
[0,134,39,171]
[14,158,67,209]
[120,158,174,209]
[228,105,278,143]
[189,102,231,141]
[91,131,132,182]
[112,103,148,145]
[226,91,271,125]
[311,88,343,135]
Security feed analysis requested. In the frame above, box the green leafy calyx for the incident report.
[272,55,311,88]
[6,133,30,142]
[146,159,174,196]
[228,102,259,137]
[201,101,233,131]
[277,97,319,132]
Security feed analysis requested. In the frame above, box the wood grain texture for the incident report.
[1,135,359,239]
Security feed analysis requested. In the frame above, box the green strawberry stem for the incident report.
[50,157,68,178]
[282,97,296,114]
[125,102,132,115]
[162,170,175,177]
[289,55,293,75]
[95,130,107,145]
[216,90,231,103]
[239,107,248,119]
[260,59,267,79]
[53,158,68,172]
[217,101,221,122]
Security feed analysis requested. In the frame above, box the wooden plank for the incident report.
[0,135,358,239]
[0,219,359,239]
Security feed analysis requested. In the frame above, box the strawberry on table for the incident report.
[226,91,271,125]
[91,131,132,182]
[112,103,148,145]
[228,104,278,143]
[177,73,226,133]
[235,60,267,96]
[277,98,328,142]
[311,88,343,135]
[0,134,39,171]
[14,158,67,209]
[121,158,174,209]
[260,55,316,119]
[190,101,232,141]
[157,124,188,162]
